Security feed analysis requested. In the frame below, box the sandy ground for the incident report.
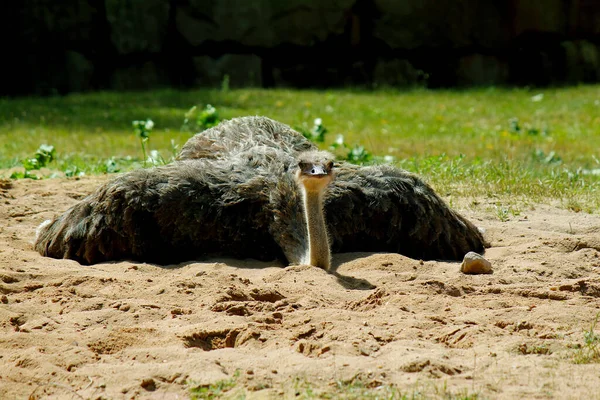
[1,176,600,399]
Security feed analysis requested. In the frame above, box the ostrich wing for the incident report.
[35,159,281,265]
[325,163,485,260]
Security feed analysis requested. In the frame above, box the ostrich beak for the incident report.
[307,164,328,177]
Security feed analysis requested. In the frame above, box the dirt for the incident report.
[1,176,600,399]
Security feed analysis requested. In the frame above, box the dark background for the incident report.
[5,0,600,96]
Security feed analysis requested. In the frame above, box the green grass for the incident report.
[188,374,481,400]
[189,372,243,400]
[1,86,599,211]
[573,313,600,364]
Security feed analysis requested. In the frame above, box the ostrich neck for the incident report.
[302,189,331,270]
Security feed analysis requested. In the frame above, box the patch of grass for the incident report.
[573,313,600,364]
[297,117,328,143]
[292,377,482,400]
[10,144,56,179]
[189,371,244,400]
[518,343,552,355]
[1,86,599,211]
[188,374,481,400]
[132,118,154,167]
[494,204,521,222]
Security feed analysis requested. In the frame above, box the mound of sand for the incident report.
[1,176,599,399]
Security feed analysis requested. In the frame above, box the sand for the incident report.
[1,176,599,399]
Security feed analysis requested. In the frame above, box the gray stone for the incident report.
[193,54,262,87]
[105,0,170,54]
[460,252,492,275]
[176,0,354,48]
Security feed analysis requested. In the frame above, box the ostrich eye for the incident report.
[326,161,334,171]
[298,162,309,170]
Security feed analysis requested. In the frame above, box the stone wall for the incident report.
[5,0,600,95]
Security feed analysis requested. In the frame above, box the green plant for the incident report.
[103,157,120,174]
[298,117,328,143]
[221,74,230,92]
[345,144,372,164]
[330,134,373,164]
[64,165,82,177]
[132,119,154,167]
[181,104,221,132]
[197,104,220,130]
[574,313,600,364]
[495,204,520,222]
[10,144,56,179]
[296,118,374,164]
[532,149,561,165]
[182,105,198,132]
[189,371,243,399]
[508,117,549,136]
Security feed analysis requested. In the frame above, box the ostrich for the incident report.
[34,147,336,268]
[178,116,487,261]
[35,116,486,267]
[294,151,335,270]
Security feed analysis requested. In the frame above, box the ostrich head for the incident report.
[294,151,335,193]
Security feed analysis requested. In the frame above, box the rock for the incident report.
[460,252,492,274]
[105,0,170,54]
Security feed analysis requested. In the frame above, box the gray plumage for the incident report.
[35,116,486,265]
[179,116,486,262]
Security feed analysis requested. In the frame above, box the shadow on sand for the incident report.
[144,255,376,291]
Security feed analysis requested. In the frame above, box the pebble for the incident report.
[460,252,493,274]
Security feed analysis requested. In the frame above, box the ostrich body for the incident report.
[179,116,487,261]
[35,116,485,266]
[35,147,335,267]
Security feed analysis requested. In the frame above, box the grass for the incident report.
[188,374,481,400]
[189,372,243,400]
[573,313,600,364]
[1,86,599,211]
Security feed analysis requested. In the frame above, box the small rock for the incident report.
[460,252,493,274]
[1,295,8,304]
